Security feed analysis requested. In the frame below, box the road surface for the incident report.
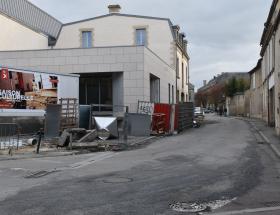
[0,114,279,214]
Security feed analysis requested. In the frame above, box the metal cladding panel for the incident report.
[0,0,62,38]
[45,104,62,138]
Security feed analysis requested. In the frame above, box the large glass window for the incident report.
[82,31,92,48]
[136,29,147,46]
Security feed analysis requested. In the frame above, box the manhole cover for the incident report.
[102,177,133,184]
[170,202,208,213]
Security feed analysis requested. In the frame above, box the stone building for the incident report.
[259,0,280,132]
[0,1,190,113]
[248,59,264,120]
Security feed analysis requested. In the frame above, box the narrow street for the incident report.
[0,114,280,215]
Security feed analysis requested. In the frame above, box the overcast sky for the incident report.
[30,0,272,89]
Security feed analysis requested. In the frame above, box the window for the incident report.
[176,58,179,78]
[252,73,256,89]
[168,84,171,104]
[82,31,92,48]
[172,85,174,104]
[182,63,184,88]
[186,66,188,85]
[136,29,147,46]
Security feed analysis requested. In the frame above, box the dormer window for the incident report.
[82,31,92,48]
[136,28,147,46]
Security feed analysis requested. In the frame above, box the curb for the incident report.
[0,151,78,161]
[251,125,280,159]
[129,136,158,146]
[236,117,280,159]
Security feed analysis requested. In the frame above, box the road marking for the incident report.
[210,206,280,215]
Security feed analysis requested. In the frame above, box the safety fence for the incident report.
[0,123,20,150]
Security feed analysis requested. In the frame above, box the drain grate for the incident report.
[102,177,133,184]
[24,170,60,179]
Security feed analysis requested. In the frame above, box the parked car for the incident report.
[203,108,211,114]
[194,107,205,119]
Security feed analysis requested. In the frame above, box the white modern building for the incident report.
[0,1,190,113]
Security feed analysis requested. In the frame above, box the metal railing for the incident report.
[0,123,20,150]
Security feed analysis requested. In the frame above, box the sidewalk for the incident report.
[0,148,78,161]
[239,117,280,159]
[0,136,158,161]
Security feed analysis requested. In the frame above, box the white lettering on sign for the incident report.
[138,101,154,115]
[0,89,33,101]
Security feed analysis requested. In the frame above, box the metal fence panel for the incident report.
[0,123,20,150]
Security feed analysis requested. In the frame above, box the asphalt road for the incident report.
[0,114,280,215]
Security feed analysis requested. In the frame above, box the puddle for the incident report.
[170,197,236,213]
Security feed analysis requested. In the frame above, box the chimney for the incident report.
[108,4,121,14]
[203,80,207,86]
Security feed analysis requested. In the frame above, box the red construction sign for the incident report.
[1,68,9,80]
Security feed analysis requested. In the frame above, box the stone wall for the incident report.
[227,93,249,117]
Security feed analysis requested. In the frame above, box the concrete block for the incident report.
[124,63,137,71]
[71,49,85,56]
[130,54,144,63]
[136,80,144,88]
[98,48,110,55]
[103,55,117,64]
[110,47,124,55]
[84,48,98,56]
[98,64,111,72]
[116,55,130,63]
[59,65,73,73]
[78,130,97,143]
[90,55,104,64]
[123,72,131,80]
[30,58,41,66]
[136,46,144,53]
[84,64,98,72]
[48,50,61,58]
[110,63,123,71]
[3,52,21,59]
[47,65,60,72]
[60,49,73,57]
[124,47,137,54]
[72,64,85,73]
[55,57,66,66]
[17,58,30,67]
[137,63,144,71]
[78,56,91,64]
[66,56,78,64]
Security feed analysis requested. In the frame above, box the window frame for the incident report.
[80,28,94,48]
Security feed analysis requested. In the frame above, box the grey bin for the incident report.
[127,113,151,136]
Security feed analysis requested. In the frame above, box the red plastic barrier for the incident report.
[153,103,172,133]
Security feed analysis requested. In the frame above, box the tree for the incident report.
[225,77,250,97]
[225,77,238,97]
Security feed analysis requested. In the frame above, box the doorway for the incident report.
[79,74,112,111]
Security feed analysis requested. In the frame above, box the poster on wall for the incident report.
[0,68,58,110]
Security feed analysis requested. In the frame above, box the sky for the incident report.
[30,0,272,89]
